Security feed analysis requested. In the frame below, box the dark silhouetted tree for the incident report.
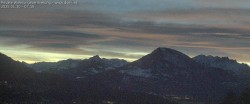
[220,91,239,104]
[240,87,250,104]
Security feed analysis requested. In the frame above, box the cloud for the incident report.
[193,0,250,9]
[0,0,250,64]
[0,30,110,55]
[122,8,250,29]
[78,0,195,12]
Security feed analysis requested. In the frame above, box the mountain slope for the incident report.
[0,48,243,103]
[120,47,202,78]
[193,55,250,75]
[193,55,250,90]
[0,53,35,81]
[0,53,78,103]
[28,55,128,78]
[56,55,128,79]
[0,52,176,104]
[28,59,82,72]
[84,47,238,102]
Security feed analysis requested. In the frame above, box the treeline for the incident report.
[220,87,250,104]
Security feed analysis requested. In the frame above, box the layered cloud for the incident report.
[0,0,249,64]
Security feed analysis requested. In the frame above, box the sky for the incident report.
[0,0,250,65]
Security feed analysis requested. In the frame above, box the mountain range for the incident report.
[1,47,250,104]
[78,48,240,101]
[193,55,250,77]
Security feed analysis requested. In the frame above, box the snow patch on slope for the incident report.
[121,68,152,78]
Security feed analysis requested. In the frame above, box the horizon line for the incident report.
[3,52,249,66]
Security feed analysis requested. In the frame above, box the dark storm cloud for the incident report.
[0,30,104,38]
[118,23,249,37]
[0,9,120,30]
[1,6,249,40]
[0,30,110,55]
[96,38,155,47]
